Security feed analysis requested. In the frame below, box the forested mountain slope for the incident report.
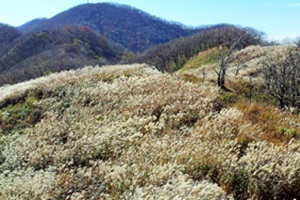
[0,25,124,86]
[18,3,195,52]
[0,24,22,57]
[0,3,228,86]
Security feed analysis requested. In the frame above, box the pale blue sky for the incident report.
[1,0,300,40]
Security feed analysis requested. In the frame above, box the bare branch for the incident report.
[262,48,300,111]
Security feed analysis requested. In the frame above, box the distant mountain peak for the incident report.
[18,2,193,52]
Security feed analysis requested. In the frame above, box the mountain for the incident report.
[17,18,47,32]
[0,24,22,56]
[0,2,209,86]
[0,3,266,87]
[18,3,194,52]
[0,25,125,86]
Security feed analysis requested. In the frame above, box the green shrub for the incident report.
[0,94,42,135]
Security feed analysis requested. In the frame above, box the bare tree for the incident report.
[262,48,300,111]
[215,36,244,89]
[294,37,300,48]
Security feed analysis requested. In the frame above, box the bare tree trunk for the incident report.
[217,61,226,88]
[216,36,244,89]
[201,68,206,84]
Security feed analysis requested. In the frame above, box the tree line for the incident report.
[129,25,266,72]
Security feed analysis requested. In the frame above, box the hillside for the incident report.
[178,44,298,89]
[0,2,226,86]
[17,18,47,32]
[178,43,300,110]
[0,62,300,199]
[18,3,194,52]
[133,25,265,71]
[0,25,124,86]
[0,23,263,87]
[0,24,22,57]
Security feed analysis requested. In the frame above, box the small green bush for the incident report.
[0,94,42,135]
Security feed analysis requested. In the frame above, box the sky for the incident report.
[0,0,300,41]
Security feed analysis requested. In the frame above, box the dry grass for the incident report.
[178,44,298,87]
[0,63,300,199]
[235,102,300,145]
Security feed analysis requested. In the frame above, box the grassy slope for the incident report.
[179,44,300,143]
[178,44,296,84]
[0,61,299,199]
